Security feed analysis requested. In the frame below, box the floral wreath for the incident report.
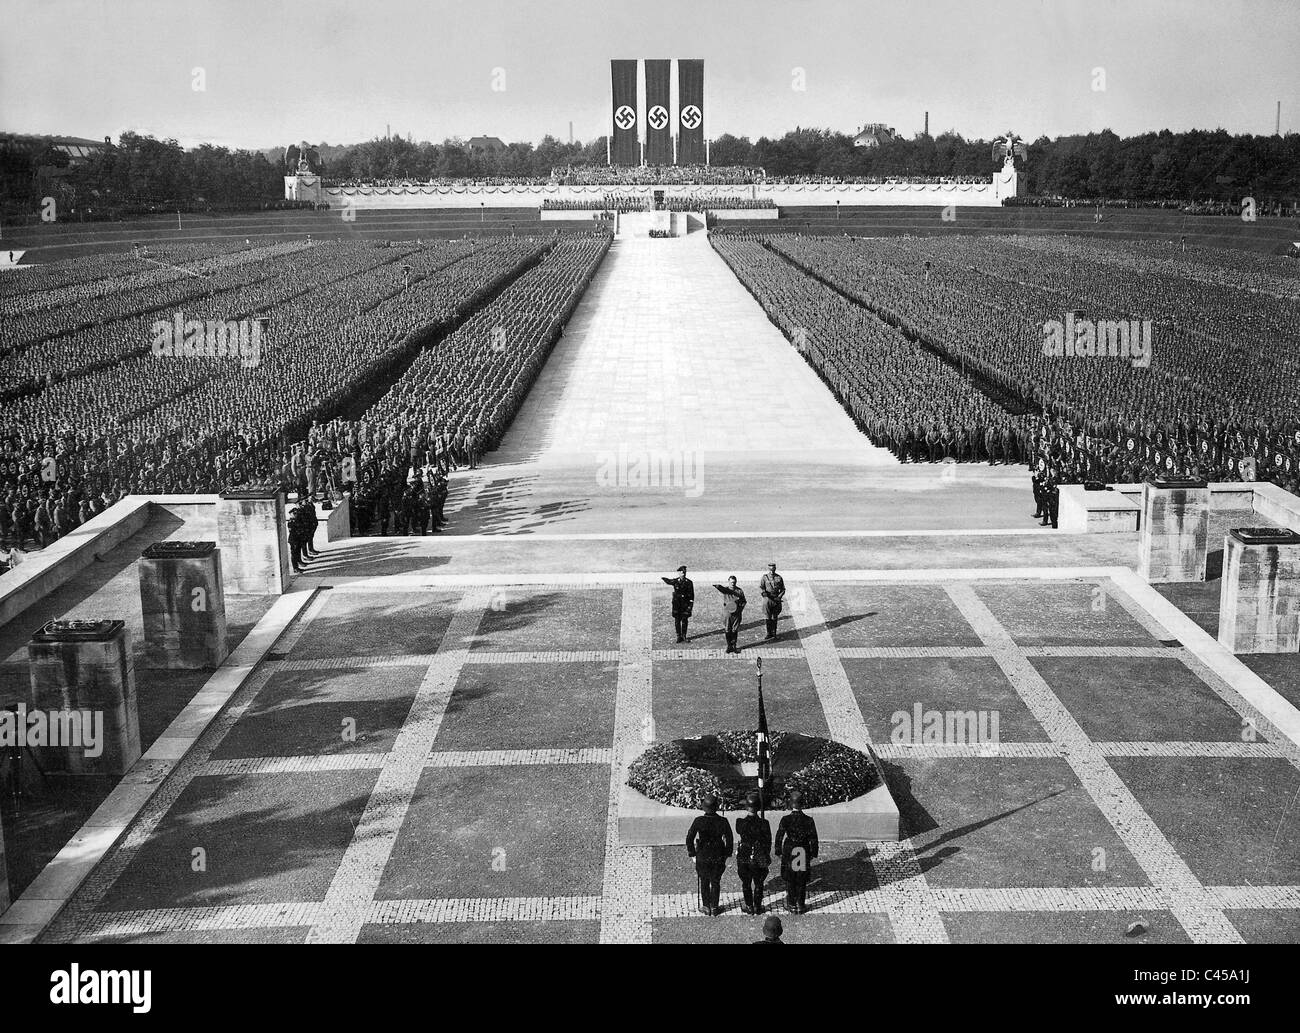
[627,730,879,810]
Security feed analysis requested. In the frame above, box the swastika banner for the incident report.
[678,58,704,164]
[645,59,672,164]
[611,59,639,166]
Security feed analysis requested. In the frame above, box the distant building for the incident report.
[467,135,507,154]
[852,123,896,148]
[0,133,108,165]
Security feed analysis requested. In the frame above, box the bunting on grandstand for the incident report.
[644,59,672,165]
[611,59,639,166]
[677,59,705,165]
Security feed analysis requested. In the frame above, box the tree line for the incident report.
[2,125,1296,217]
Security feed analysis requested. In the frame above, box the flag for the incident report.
[756,659,771,816]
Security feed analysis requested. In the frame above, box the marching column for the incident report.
[1218,528,1300,654]
[139,541,229,669]
[26,620,141,776]
[1138,477,1210,583]
[216,487,291,596]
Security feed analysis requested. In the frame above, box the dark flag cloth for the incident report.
[757,660,771,815]
[610,59,639,166]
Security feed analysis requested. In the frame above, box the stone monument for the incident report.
[138,541,229,668]
[26,619,141,776]
[1218,527,1300,653]
[216,487,292,596]
[1138,477,1210,583]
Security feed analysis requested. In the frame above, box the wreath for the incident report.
[627,731,879,811]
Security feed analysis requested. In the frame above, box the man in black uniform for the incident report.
[661,565,695,643]
[1044,465,1060,529]
[303,498,319,558]
[685,794,733,916]
[759,562,785,640]
[735,791,772,915]
[775,790,819,914]
[713,576,747,654]
[288,500,310,573]
[430,468,448,531]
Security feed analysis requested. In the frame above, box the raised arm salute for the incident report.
[713,576,747,654]
[661,564,695,643]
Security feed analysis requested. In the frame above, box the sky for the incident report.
[1,0,1296,150]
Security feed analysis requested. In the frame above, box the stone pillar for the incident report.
[26,620,141,776]
[1218,528,1300,654]
[1138,478,1210,583]
[216,488,291,596]
[139,541,229,669]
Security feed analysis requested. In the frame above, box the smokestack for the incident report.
[1278,101,1282,136]
[569,120,574,144]
[924,111,929,137]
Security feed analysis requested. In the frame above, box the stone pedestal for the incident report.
[1217,528,1300,654]
[1138,478,1210,582]
[1058,484,1141,533]
[318,497,351,543]
[139,541,229,669]
[216,488,291,596]
[26,620,141,776]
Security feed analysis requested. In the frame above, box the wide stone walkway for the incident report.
[452,233,1038,535]
[499,233,891,458]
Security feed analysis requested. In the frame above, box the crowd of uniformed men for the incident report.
[687,790,820,916]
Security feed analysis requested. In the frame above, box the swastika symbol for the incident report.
[680,104,702,130]
[614,105,635,131]
[647,105,668,131]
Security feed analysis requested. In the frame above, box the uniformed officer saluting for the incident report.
[759,562,786,640]
[713,576,747,654]
[775,790,819,914]
[686,794,734,917]
[735,791,772,915]
[661,564,695,643]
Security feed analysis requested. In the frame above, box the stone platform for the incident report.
[618,744,900,846]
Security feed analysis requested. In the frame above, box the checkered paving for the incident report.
[38,573,1300,944]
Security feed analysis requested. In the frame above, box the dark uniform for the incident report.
[714,581,747,654]
[288,501,310,572]
[735,809,773,914]
[759,567,785,640]
[1043,466,1060,529]
[686,807,734,916]
[430,469,448,530]
[775,805,819,913]
[303,499,319,556]
[661,566,695,642]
